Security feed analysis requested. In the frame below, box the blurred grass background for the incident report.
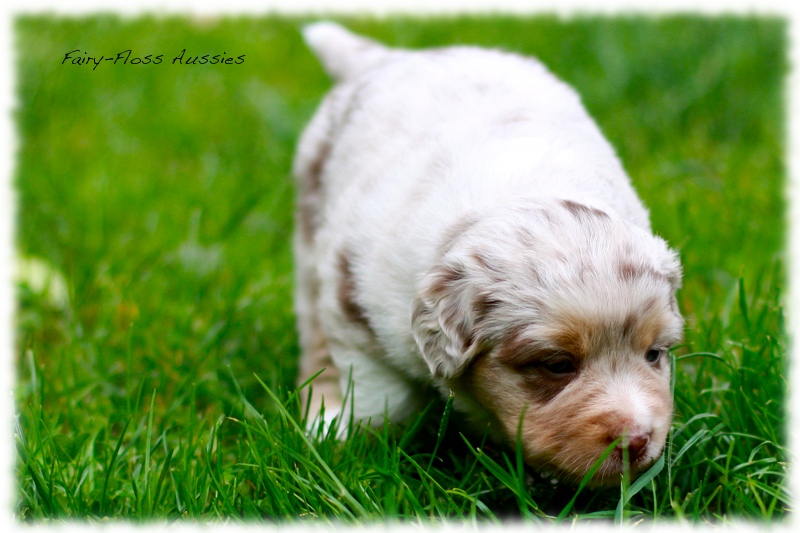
[14,14,788,522]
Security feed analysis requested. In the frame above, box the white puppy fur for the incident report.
[293,22,683,483]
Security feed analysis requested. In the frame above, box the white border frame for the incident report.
[1,1,795,531]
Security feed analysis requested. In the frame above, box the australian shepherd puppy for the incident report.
[292,22,683,483]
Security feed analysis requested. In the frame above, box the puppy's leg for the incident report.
[293,102,344,430]
[329,343,423,426]
[294,236,345,431]
[310,248,425,429]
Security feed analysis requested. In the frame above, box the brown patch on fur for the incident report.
[306,140,330,195]
[469,350,572,407]
[439,302,474,349]
[427,263,466,297]
[438,217,478,256]
[297,200,317,244]
[520,368,576,404]
[473,293,502,323]
[471,252,490,270]
[617,261,666,284]
[493,330,579,405]
[630,309,670,352]
[547,317,598,360]
[621,313,637,339]
[337,251,375,334]
[493,326,541,366]
[495,317,600,366]
[457,355,501,410]
[297,139,331,242]
[560,199,609,220]
[618,262,639,282]
[471,251,504,280]
[545,297,672,356]
[642,296,659,313]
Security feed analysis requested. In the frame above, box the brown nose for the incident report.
[617,432,651,462]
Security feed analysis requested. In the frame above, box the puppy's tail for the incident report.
[302,21,392,82]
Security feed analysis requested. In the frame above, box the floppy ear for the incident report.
[411,261,485,379]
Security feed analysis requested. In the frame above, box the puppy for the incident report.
[292,22,683,484]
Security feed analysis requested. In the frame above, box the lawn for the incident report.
[14,14,789,523]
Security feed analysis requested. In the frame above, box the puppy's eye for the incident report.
[646,348,662,363]
[543,357,577,376]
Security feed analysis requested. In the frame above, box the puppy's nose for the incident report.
[617,432,651,462]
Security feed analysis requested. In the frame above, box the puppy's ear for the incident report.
[654,242,683,317]
[656,242,683,291]
[663,252,682,291]
[412,261,485,379]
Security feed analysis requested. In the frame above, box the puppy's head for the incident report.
[411,199,683,484]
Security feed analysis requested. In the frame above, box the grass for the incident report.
[13,14,789,523]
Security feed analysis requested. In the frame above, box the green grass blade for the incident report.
[251,373,369,519]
